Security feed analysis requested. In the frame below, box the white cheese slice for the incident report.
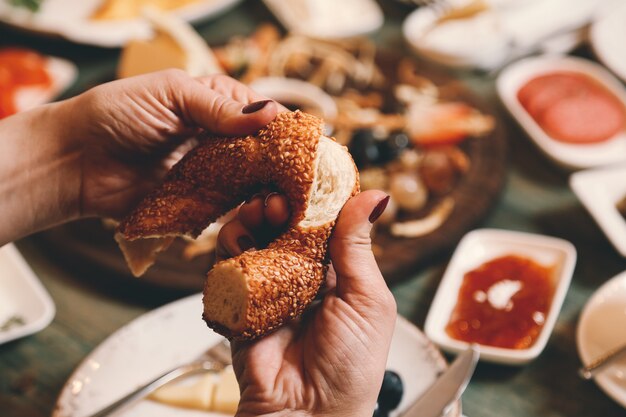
[212,366,240,414]
[150,372,216,410]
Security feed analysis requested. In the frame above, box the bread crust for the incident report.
[116,111,359,339]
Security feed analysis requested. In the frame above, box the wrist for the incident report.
[0,98,83,244]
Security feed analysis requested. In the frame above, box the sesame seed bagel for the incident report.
[115,111,359,339]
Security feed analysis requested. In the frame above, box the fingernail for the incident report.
[369,195,390,223]
[237,235,255,252]
[245,193,264,204]
[242,100,272,114]
[263,192,279,207]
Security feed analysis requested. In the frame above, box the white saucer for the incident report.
[0,244,55,345]
[55,293,461,417]
[577,270,626,408]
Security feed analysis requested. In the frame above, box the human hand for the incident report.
[217,190,396,417]
[67,70,278,219]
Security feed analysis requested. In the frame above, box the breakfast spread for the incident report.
[215,27,495,241]
[517,71,625,144]
[116,111,359,339]
[445,254,556,349]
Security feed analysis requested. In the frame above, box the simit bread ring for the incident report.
[116,111,359,339]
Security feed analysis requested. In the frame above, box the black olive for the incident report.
[372,402,389,417]
[349,129,381,168]
[377,370,404,412]
[377,131,411,164]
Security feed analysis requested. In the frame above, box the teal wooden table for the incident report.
[1,1,626,416]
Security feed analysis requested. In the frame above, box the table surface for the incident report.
[1,1,626,416]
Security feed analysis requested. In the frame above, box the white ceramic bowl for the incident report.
[402,4,509,70]
[570,164,626,257]
[497,55,626,170]
[248,77,337,135]
[425,229,577,365]
[0,244,55,345]
[577,270,626,409]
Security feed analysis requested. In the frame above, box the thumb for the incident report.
[178,81,278,136]
[329,190,395,309]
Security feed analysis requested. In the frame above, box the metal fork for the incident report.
[579,344,626,380]
[87,339,232,417]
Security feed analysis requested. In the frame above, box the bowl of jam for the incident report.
[425,228,577,365]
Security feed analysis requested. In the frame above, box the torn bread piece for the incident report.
[116,111,359,339]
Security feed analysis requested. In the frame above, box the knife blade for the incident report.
[400,345,479,417]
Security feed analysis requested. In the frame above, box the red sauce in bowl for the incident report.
[0,48,52,119]
[517,71,625,144]
[446,255,556,349]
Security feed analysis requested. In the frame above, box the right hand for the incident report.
[217,190,397,417]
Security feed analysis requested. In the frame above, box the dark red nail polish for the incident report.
[369,195,390,223]
[237,235,255,252]
[264,192,279,207]
[242,100,272,114]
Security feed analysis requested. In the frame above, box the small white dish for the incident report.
[497,55,626,170]
[262,0,383,39]
[248,77,337,135]
[402,0,594,71]
[0,244,55,345]
[0,0,241,48]
[425,229,577,365]
[14,55,78,113]
[55,293,460,417]
[577,270,626,409]
[590,0,626,83]
[570,164,626,257]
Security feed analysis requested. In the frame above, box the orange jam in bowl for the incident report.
[445,254,555,349]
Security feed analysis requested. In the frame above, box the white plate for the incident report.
[425,229,577,365]
[0,0,241,48]
[248,77,337,135]
[13,55,78,113]
[0,244,55,345]
[590,0,626,83]
[262,0,383,39]
[497,55,626,170]
[577,270,626,408]
[54,293,461,417]
[570,164,626,257]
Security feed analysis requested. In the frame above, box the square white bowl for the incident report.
[570,164,626,257]
[496,55,626,170]
[0,244,55,345]
[425,229,577,365]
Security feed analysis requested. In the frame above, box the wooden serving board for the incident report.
[39,57,507,289]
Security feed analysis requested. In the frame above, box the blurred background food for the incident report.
[3,0,626,416]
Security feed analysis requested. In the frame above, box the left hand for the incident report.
[67,70,278,219]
